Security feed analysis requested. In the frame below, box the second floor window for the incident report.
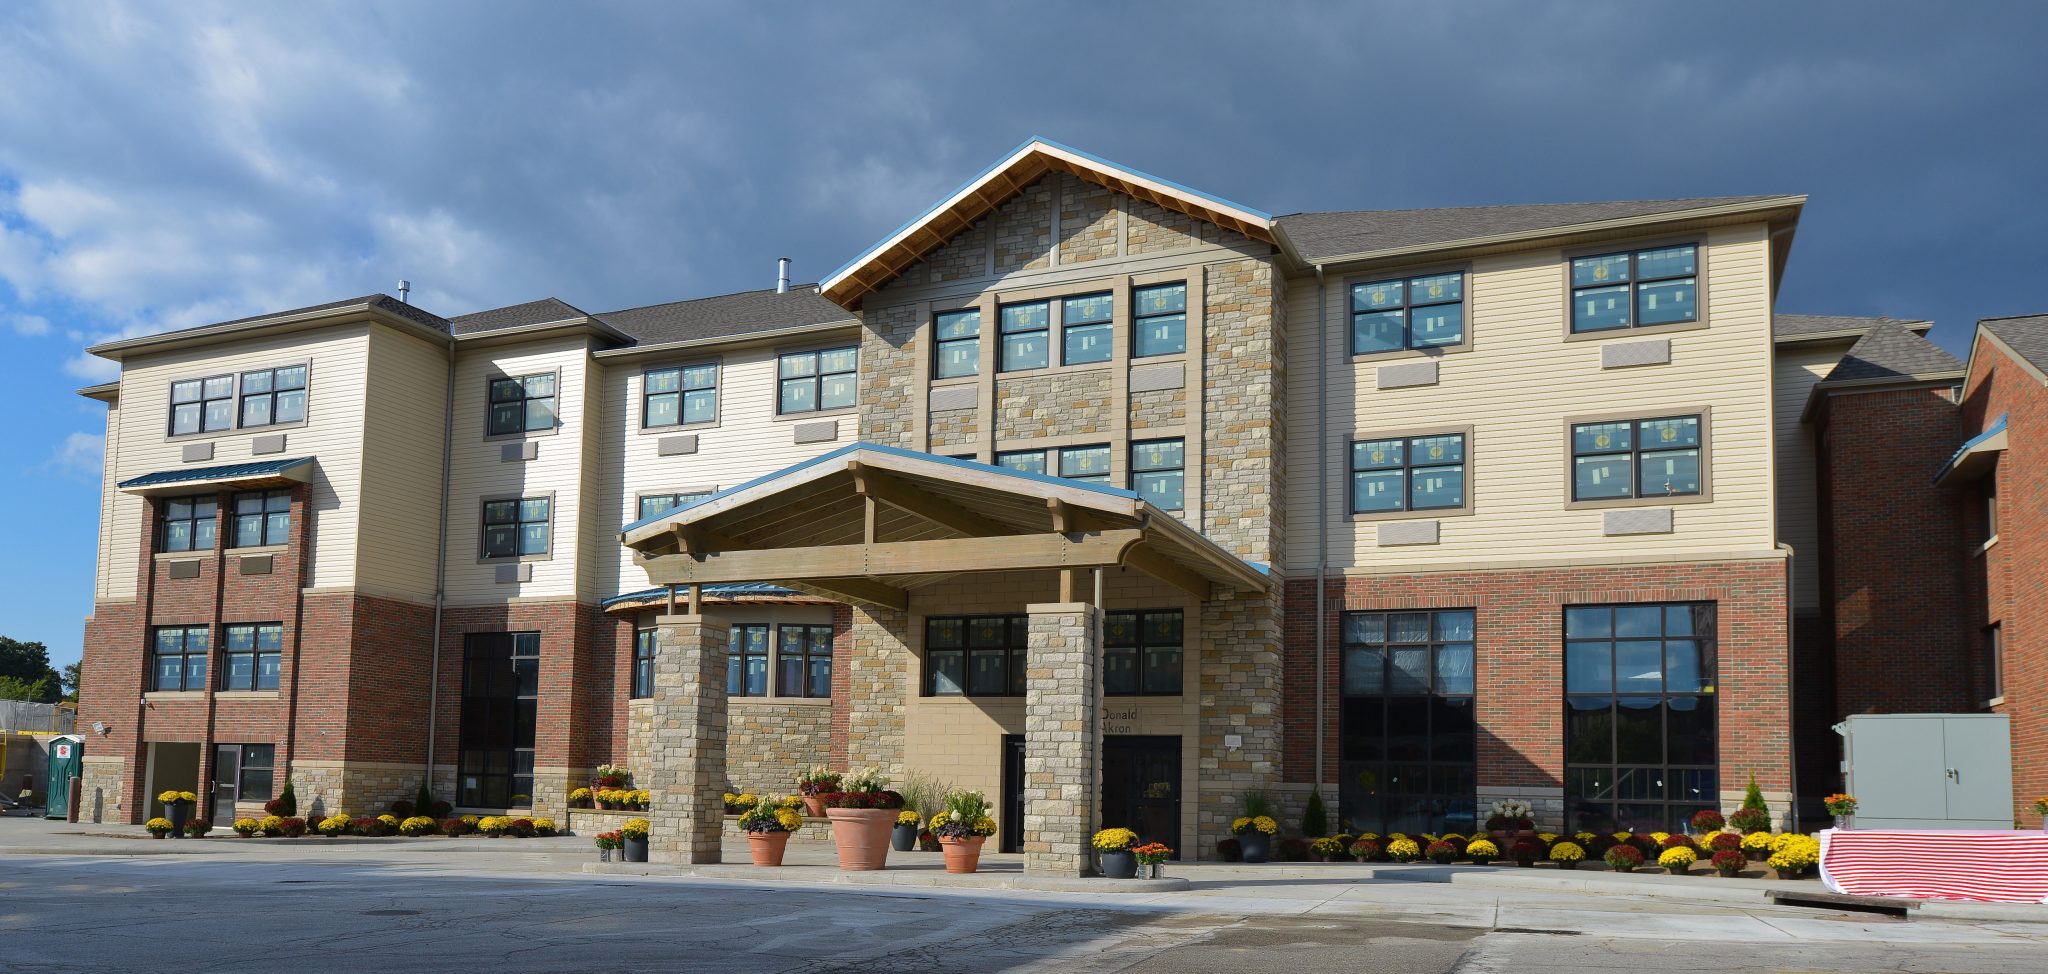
[1131,439,1185,511]
[776,624,834,698]
[239,365,307,428]
[1133,283,1187,357]
[482,497,550,558]
[152,626,209,692]
[632,629,657,699]
[1063,293,1114,365]
[488,373,557,435]
[161,496,218,552]
[926,616,1024,697]
[637,491,713,522]
[1105,610,1183,695]
[995,444,1110,485]
[778,346,857,414]
[170,375,235,436]
[999,301,1050,372]
[934,309,981,378]
[1571,244,1698,333]
[1352,272,1465,354]
[728,623,769,697]
[231,490,291,548]
[1571,415,1701,501]
[643,364,717,427]
[221,623,282,691]
[1351,433,1466,514]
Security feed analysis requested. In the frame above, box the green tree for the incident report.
[0,638,60,703]
[0,673,58,703]
[60,662,80,703]
[1301,790,1329,838]
[1741,773,1769,813]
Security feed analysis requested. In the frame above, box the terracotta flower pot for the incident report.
[804,796,826,818]
[748,830,791,867]
[825,808,895,871]
[940,835,985,874]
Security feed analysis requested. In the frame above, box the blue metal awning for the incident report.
[601,582,804,609]
[117,456,315,495]
[1934,414,2007,486]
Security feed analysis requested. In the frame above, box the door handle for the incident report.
[1946,768,1960,782]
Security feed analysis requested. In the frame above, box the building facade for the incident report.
[80,137,2001,861]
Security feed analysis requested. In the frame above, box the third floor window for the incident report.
[1062,293,1114,365]
[999,300,1050,372]
[643,364,717,427]
[482,497,550,558]
[778,346,857,414]
[933,309,980,378]
[1133,283,1187,357]
[488,373,557,435]
[170,375,235,436]
[238,365,307,428]
[1351,433,1466,514]
[1570,244,1698,333]
[637,491,713,522]
[1571,415,1701,501]
[1351,272,1465,354]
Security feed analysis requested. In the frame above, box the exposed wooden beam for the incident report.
[1047,497,1071,534]
[1122,543,1212,600]
[849,462,1014,537]
[640,529,1144,585]
[789,577,910,610]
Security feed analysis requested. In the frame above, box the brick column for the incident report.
[646,614,727,864]
[1023,601,1102,877]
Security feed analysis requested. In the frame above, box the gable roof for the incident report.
[87,294,451,361]
[1774,313,1932,343]
[597,287,855,350]
[448,297,593,335]
[819,137,1275,307]
[1275,196,1803,264]
[1980,315,2048,377]
[1821,319,1965,384]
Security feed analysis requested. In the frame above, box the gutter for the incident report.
[1778,541,1798,831]
[424,336,457,796]
[589,320,861,361]
[1313,263,1328,793]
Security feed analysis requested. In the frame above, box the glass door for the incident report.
[1101,735,1181,857]
[212,745,240,822]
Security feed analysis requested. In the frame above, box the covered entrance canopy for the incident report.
[619,443,1268,605]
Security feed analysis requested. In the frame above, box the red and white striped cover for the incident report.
[1820,829,2048,903]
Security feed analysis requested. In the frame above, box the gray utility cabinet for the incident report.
[1839,714,2012,830]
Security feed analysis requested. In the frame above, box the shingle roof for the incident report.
[94,294,451,355]
[597,287,856,347]
[116,457,313,490]
[1775,313,1932,341]
[1982,315,2048,374]
[1822,319,1965,383]
[448,297,591,336]
[1275,196,1797,262]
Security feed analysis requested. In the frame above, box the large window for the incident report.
[457,632,538,808]
[925,616,1026,697]
[1338,610,1476,835]
[482,497,550,558]
[1133,283,1187,358]
[160,496,218,552]
[1062,293,1114,365]
[632,629,657,699]
[934,309,981,379]
[152,626,210,692]
[170,375,235,436]
[728,624,769,697]
[1105,610,1182,695]
[220,623,282,692]
[238,365,308,428]
[1570,244,1698,333]
[1351,272,1465,354]
[1131,439,1185,511]
[777,346,857,414]
[776,624,834,698]
[643,364,717,428]
[996,444,1110,485]
[487,373,557,435]
[1571,415,1701,501]
[1564,602,1718,833]
[231,490,291,548]
[217,743,275,804]
[999,301,1050,372]
[1351,433,1466,514]
[1985,624,2004,703]
[637,491,713,522]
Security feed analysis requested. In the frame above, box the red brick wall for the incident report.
[1818,386,1974,717]
[433,601,602,774]
[1958,336,2048,824]
[1282,559,1792,794]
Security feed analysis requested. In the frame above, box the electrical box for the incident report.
[1839,714,2012,830]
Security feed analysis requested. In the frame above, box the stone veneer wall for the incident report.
[994,180,1052,275]
[928,407,980,451]
[858,302,917,448]
[647,614,728,864]
[1201,257,1285,564]
[1056,178,1118,265]
[726,702,833,796]
[1129,387,1186,431]
[1197,589,1284,849]
[843,605,910,776]
[995,370,1111,441]
[1022,602,1103,876]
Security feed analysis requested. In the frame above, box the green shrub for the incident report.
[1301,791,1328,838]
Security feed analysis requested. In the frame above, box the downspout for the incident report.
[1777,541,1797,831]
[425,338,456,792]
[1314,263,1329,792]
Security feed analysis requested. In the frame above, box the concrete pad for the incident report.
[585,860,1191,893]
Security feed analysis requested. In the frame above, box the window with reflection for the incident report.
[1351,433,1466,514]
[777,346,857,414]
[1571,415,1701,500]
[636,491,713,522]
[170,374,235,436]
[999,301,1050,372]
[1062,293,1114,364]
[1131,439,1184,511]
[152,626,210,692]
[1133,283,1186,357]
[934,308,981,378]
[231,490,291,548]
[457,631,538,808]
[924,616,1026,697]
[481,497,550,558]
[1570,244,1697,333]
[160,496,218,552]
[1351,272,1466,354]
[488,373,557,435]
[727,623,769,698]
[1564,602,1718,833]
[776,623,834,698]
[238,365,307,428]
[632,628,657,699]
[1105,610,1182,695]
[220,623,282,692]
[643,363,717,427]
[1338,609,1476,835]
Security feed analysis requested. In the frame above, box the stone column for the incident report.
[1022,601,1103,876]
[646,614,728,864]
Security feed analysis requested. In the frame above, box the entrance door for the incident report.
[212,745,241,822]
[1001,734,1025,854]
[147,742,200,819]
[1102,735,1181,857]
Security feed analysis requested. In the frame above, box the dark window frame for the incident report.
[636,491,713,522]
[1061,292,1115,365]
[924,615,1027,697]
[486,372,558,436]
[1569,243,1700,334]
[228,743,276,803]
[776,345,858,415]
[727,623,769,698]
[998,300,1051,373]
[1349,270,1468,355]
[1130,438,1185,511]
[169,373,237,437]
[641,362,719,429]
[229,490,292,548]
[151,625,210,692]
[1132,282,1188,358]
[1337,609,1478,835]
[775,623,834,698]
[995,444,1111,485]
[481,496,551,559]
[456,631,539,809]
[1104,610,1183,696]
[159,495,219,553]
[237,364,309,429]
[1562,601,1720,834]
[632,628,657,699]
[1569,414,1704,502]
[1985,624,2004,703]
[1350,432,1468,515]
[933,308,982,379]
[219,622,283,692]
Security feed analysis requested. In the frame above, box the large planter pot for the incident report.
[748,830,791,867]
[940,835,985,874]
[1099,848,1138,878]
[1238,831,1271,864]
[623,836,649,863]
[803,796,826,818]
[891,823,918,852]
[165,802,191,835]
[825,808,896,871]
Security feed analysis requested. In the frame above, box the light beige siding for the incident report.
[94,398,127,602]
[104,324,374,589]
[1284,223,1783,573]
[1773,340,1852,609]
[355,324,453,603]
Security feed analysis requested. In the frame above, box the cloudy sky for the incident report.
[3,1,2045,668]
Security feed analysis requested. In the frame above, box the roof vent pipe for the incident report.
[397,280,411,304]
[776,258,790,294]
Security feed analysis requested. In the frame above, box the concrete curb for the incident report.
[0,833,588,857]
[582,861,1191,893]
